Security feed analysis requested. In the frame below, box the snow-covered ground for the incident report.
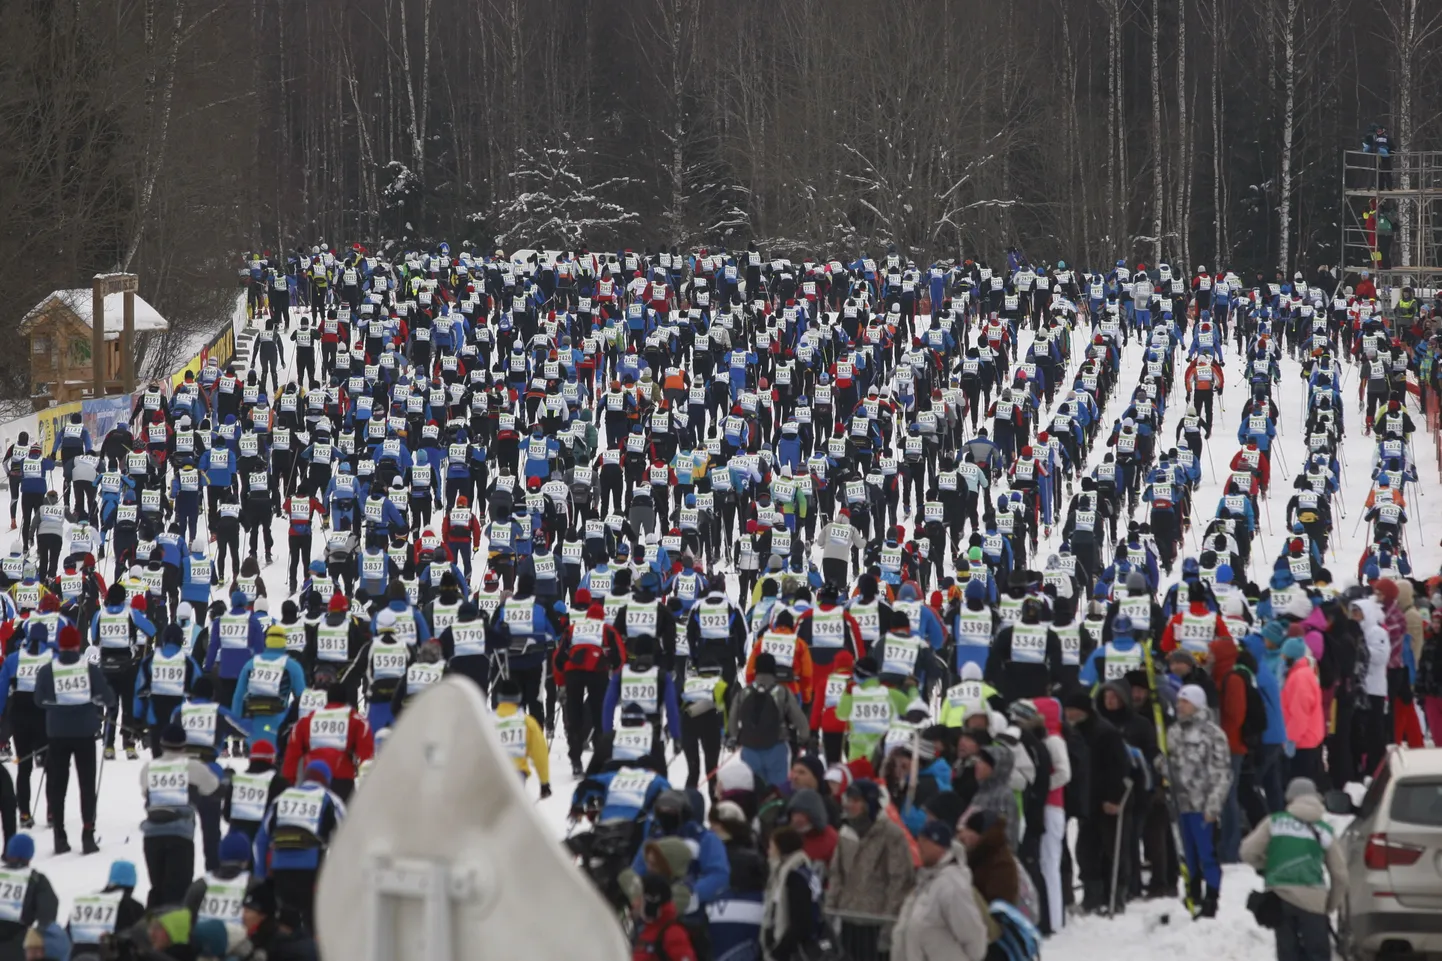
[7,302,1431,949]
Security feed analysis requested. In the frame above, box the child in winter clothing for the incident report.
[631,872,697,961]
[1280,638,1325,785]
[1165,684,1232,917]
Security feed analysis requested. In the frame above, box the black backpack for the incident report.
[735,685,784,749]
[1230,666,1268,752]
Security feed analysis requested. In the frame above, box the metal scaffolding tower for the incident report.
[1342,149,1442,293]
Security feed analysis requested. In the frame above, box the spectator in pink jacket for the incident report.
[1298,606,1327,661]
[1280,637,1325,787]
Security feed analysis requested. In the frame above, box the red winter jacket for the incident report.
[632,903,696,961]
[282,702,375,783]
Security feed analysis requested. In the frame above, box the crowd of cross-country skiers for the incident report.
[0,238,1430,961]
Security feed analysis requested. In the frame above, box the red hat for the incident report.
[527,476,542,489]
[574,588,592,607]
[250,740,276,761]
[39,594,59,614]
[1373,578,1400,604]
[328,593,349,613]
[1037,431,1049,443]
[1289,538,1304,552]
[1021,445,1033,457]
[746,519,759,534]
[587,602,606,619]
[839,508,850,517]
[58,625,81,651]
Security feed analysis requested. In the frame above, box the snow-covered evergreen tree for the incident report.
[484,134,639,249]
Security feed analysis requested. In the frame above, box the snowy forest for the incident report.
[1,0,1439,391]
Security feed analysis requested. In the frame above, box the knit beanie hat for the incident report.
[1281,637,1309,663]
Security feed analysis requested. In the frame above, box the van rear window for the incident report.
[1390,780,1442,826]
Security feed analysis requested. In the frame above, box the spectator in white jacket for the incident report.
[1348,597,1391,787]
[1018,696,1071,936]
[893,820,990,961]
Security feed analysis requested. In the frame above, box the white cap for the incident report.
[1178,685,1208,710]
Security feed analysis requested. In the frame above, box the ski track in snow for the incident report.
[7,306,1434,945]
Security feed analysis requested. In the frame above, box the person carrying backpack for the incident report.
[728,652,811,788]
[1209,636,1264,863]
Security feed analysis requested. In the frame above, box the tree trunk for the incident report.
[1211,0,1224,262]
[1151,0,1163,264]
[1278,0,1298,272]
[123,0,185,268]
[1176,0,1191,269]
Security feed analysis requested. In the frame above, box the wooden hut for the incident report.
[20,288,168,407]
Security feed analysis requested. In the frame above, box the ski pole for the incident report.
[94,722,111,801]
[34,763,47,823]
[1109,777,1134,917]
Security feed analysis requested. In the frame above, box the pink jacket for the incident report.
[1282,658,1325,749]
[1382,602,1409,669]
[1300,606,1328,661]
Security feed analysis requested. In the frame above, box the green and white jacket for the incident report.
[1240,793,1348,915]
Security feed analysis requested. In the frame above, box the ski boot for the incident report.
[124,744,139,761]
[18,814,33,830]
[266,552,274,565]
[53,827,70,855]
[0,742,12,763]
[81,826,99,855]
[1199,883,1219,918]
[571,761,584,778]
[102,746,116,762]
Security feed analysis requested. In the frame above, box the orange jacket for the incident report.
[1160,602,1234,656]
[744,628,814,703]
[811,650,855,734]
[1208,637,1249,754]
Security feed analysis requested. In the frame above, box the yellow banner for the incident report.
[170,324,236,390]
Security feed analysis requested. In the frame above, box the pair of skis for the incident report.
[1141,638,1199,919]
